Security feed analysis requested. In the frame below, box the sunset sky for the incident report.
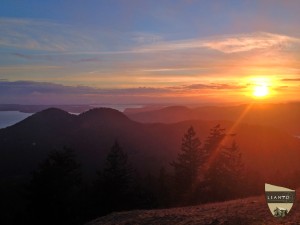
[1,0,300,104]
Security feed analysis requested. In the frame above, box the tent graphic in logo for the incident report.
[265,183,295,218]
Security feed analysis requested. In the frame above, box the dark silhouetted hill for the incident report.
[1,107,300,182]
[0,104,94,113]
[126,106,198,124]
[126,103,300,134]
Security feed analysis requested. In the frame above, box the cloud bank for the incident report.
[0,80,249,104]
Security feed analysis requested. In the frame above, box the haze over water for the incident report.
[0,111,32,128]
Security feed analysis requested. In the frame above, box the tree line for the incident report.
[2,124,298,225]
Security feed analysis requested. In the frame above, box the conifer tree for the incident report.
[205,139,244,200]
[28,147,81,225]
[157,166,170,207]
[98,140,133,212]
[171,126,202,195]
[203,124,226,159]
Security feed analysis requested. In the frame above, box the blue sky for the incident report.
[1,0,300,104]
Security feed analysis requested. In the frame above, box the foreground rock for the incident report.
[87,194,300,225]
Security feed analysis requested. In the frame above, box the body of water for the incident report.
[0,111,32,129]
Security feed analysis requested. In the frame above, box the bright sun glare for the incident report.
[251,78,270,98]
[253,84,269,97]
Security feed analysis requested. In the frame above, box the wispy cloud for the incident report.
[0,65,62,72]
[134,32,300,54]
[2,18,297,56]
[0,80,171,96]
[131,32,163,44]
[281,78,300,82]
[182,83,248,90]
[0,18,118,52]
[0,78,294,104]
[0,80,248,99]
[1,18,300,94]
[201,32,300,53]
[0,18,69,51]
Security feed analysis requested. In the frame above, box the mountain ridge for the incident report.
[126,103,300,134]
[1,107,300,182]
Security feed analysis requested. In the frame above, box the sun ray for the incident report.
[204,102,255,170]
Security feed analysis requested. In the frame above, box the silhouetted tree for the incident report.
[171,126,202,203]
[132,172,158,209]
[156,166,171,207]
[96,140,133,212]
[27,147,81,225]
[204,140,244,200]
[203,124,226,160]
[0,178,28,225]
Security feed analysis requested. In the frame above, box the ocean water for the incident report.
[0,111,32,129]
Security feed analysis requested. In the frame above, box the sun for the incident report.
[253,84,269,97]
[251,77,270,98]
